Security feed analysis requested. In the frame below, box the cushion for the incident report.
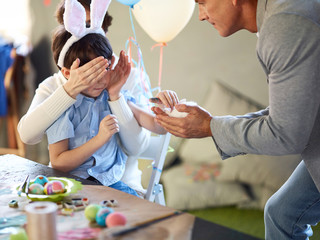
[217,154,302,191]
[237,184,275,210]
[162,163,251,210]
[179,81,261,164]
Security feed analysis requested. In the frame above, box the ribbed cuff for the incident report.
[44,85,76,121]
[108,94,133,124]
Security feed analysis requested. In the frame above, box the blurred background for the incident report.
[0,0,267,163]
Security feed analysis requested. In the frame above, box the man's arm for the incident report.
[153,104,213,138]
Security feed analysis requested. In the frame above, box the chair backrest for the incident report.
[139,132,171,205]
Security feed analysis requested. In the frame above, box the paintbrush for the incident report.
[149,97,162,104]
[17,175,29,196]
[112,211,182,237]
[24,175,30,197]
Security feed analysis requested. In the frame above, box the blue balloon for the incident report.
[116,0,140,7]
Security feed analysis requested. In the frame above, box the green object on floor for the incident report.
[189,206,320,239]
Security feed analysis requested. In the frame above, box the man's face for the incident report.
[195,0,241,37]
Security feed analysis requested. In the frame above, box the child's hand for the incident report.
[96,115,119,143]
[106,51,131,101]
[155,90,179,110]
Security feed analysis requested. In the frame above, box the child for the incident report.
[46,0,179,197]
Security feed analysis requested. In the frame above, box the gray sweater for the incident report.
[211,0,320,191]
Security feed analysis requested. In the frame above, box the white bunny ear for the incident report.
[90,0,112,30]
[64,0,87,37]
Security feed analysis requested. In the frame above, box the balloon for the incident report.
[132,0,195,43]
[116,0,140,7]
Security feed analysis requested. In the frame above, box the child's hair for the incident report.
[55,0,113,33]
[52,25,113,69]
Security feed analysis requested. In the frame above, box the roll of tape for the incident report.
[25,201,58,240]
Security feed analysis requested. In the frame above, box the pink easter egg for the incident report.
[106,212,127,227]
[44,180,65,195]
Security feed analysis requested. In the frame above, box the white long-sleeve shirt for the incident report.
[18,68,151,193]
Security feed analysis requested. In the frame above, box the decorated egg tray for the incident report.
[17,176,82,202]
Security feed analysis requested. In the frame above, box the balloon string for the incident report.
[151,42,167,92]
[129,7,138,42]
[128,37,133,67]
[125,37,154,102]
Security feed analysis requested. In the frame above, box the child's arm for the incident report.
[49,115,118,172]
[127,90,180,134]
[128,101,166,135]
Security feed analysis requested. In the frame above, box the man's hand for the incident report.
[152,104,213,138]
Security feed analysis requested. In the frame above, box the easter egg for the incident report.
[34,175,49,186]
[106,212,127,227]
[84,204,101,222]
[44,180,65,195]
[28,183,44,195]
[9,228,28,240]
[95,207,114,227]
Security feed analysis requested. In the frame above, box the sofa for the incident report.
[142,80,301,211]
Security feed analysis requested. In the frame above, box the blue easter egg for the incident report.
[34,175,49,186]
[95,207,114,227]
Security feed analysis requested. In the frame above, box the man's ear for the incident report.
[61,67,71,79]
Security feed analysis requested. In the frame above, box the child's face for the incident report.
[81,59,112,98]
[81,75,108,98]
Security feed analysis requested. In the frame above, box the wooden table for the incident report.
[0,154,260,240]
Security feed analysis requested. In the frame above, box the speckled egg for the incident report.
[28,183,44,195]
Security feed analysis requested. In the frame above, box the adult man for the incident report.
[153,0,320,239]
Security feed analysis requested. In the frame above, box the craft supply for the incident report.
[106,212,127,227]
[17,175,29,196]
[25,176,30,197]
[25,201,58,240]
[84,204,101,222]
[9,228,28,240]
[8,200,18,208]
[95,207,114,227]
[82,198,89,205]
[44,180,65,195]
[34,175,49,186]
[60,208,74,216]
[149,97,162,104]
[28,183,44,195]
[112,211,182,237]
[58,228,101,240]
[100,199,118,208]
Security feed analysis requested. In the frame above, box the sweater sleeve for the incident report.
[18,82,76,145]
[211,14,320,159]
[108,94,150,156]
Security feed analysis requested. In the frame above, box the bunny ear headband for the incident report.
[57,0,112,68]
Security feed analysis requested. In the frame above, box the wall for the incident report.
[107,3,268,107]
[2,1,269,162]
[28,1,268,106]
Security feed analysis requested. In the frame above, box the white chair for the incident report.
[140,132,171,206]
